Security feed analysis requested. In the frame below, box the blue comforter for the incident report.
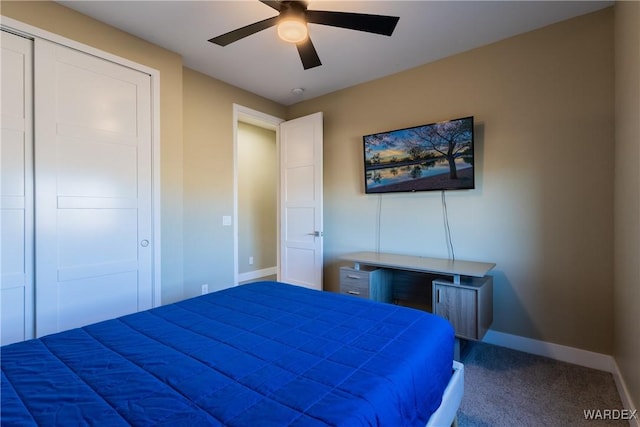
[1,281,454,426]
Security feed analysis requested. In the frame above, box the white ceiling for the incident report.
[57,1,612,106]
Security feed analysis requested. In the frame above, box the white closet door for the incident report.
[1,31,34,345]
[34,39,153,336]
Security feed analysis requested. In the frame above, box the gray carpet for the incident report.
[458,341,627,427]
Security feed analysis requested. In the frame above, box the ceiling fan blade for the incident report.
[209,16,279,46]
[296,37,322,70]
[306,10,399,36]
[259,1,282,11]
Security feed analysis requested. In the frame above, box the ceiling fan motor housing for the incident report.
[277,1,309,43]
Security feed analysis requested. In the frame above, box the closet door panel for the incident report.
[55,272,138,332]
[2,129,25,194]
[2,210,25,282]
[1,31,34,345]
[57,209,137,270]
[34,39,152,337]
[55,58,138,135]
[57,136,138,198]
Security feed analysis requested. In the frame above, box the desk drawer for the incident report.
[339,266,395,303]
[339,268,370,298]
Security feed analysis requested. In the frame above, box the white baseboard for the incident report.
[482,330,638,424]
[238,266,277,283]
[611,360,640,427]
[482,330,614,371]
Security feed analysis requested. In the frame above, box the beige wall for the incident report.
[1,1,185,304]
[614,1,640,410]
[182,68,285,296]
[238,123,277,274]
[289,9,615,354]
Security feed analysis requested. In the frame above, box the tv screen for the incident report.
[363,116,475,194]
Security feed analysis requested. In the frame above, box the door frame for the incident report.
[232,104,284,285]
[1,16,162,306]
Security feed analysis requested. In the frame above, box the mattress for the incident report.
[1,281,454,426]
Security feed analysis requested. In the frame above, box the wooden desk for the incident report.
[341,251,495,284]
[339,251,496,341]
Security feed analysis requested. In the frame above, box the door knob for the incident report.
[140,240,149,247]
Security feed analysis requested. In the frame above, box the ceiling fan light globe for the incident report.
[277,18,308,43]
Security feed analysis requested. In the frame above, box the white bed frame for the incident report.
[426,361,464,427]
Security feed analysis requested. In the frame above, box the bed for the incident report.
[1,281,463,426]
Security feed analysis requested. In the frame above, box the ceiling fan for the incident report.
[209,1,400,70]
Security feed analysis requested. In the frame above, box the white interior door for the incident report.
[1,31,34,345]
[279,112,323,290]
[34,39,153,336]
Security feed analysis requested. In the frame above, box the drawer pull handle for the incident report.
[346,274,361,279]
[347,290,361,295]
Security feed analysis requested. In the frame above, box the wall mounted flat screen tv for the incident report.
[363,116,475,194]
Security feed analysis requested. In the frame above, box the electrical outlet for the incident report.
[201,284,208,295]
[249,256,254,265]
